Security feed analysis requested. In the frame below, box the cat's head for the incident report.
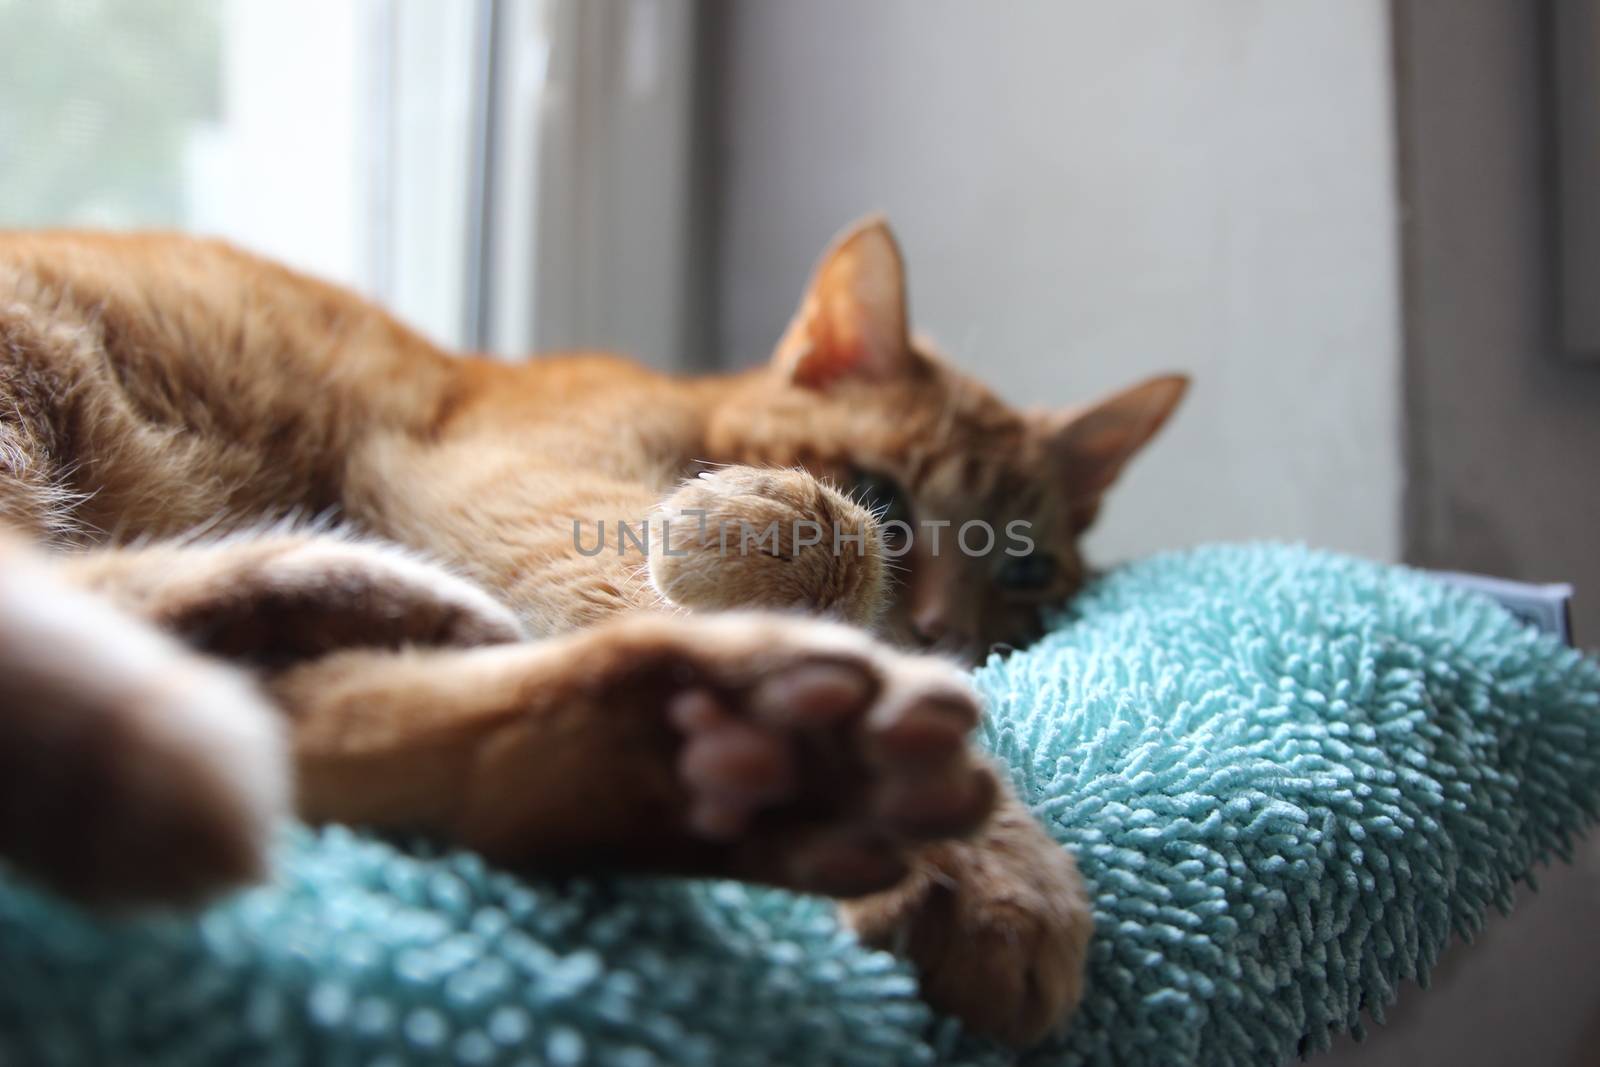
[707,216,1187,661]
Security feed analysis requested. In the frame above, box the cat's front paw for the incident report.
[648,467,886,625]
[842,792,1093,1046]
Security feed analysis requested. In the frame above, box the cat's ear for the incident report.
[773,215,915,388]
[1049,374,1189,500]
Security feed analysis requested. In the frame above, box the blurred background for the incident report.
[3,6,1599,1060]
[4,0,1597,638]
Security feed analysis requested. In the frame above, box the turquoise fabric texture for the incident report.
[2,544,1598,1066]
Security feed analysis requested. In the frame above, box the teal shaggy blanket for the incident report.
[3,544,1598,1066]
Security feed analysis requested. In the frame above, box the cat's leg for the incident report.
[649,469,1091,1042]
[0,357,280,904]
[343,451,1088,1040]
[351,434,890,633]
[61,532,525,665]
[841,794,1093,1046]
[346,434,671,632]
[265,610,1087,1043]
[649,466,887,626]
[0,532,287,905]
[0,530,521,906]
[267,611,994,895]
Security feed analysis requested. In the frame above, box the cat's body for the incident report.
[0,220,1186,1045]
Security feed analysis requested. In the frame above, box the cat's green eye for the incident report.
[851,469,913,533]
[996,553,1057,592]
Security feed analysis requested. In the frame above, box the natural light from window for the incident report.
[0,0,493,349]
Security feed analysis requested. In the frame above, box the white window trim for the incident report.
[480,0,697,367]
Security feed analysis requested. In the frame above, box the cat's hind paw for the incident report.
[665,634,997,896]
[0,538,288,907]
[842,793,1093,1046]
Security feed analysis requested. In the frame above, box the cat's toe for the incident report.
[671,688,797,839]
[661,629,998,898]
[669,657,878,850]
[865,682,995,840]
[747,658,874,728]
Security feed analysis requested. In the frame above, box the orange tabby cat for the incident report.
[0,217,1186,1045]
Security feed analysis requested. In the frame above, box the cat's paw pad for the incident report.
[648,467,885,625]
[665,627,996,897]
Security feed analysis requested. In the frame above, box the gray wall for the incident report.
[699,8,1600,1060]
[1397,0,1600,646]
[702,0,1404,568]
[1316,12,1600,1057]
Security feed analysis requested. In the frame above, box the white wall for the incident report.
[187,1,374,294]
[708,0,1402,565]
[1396,0,1600,646]
[188,0,479,350]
